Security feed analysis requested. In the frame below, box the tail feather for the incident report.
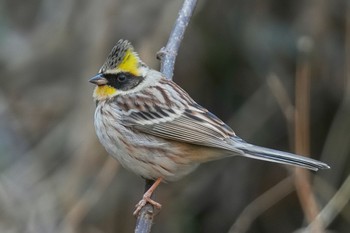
[232,138,330,171]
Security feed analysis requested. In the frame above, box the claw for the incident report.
[133,195,162,216]
[133,178,163,216]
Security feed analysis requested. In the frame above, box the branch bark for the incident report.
[134,0,198,232]
[157,0,198,80]
[135,180,156,233]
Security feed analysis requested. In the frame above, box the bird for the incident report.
[89,39,330,216]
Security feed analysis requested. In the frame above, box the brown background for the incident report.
[0,0,348,232]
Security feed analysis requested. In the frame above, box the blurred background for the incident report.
[0,0,349,232]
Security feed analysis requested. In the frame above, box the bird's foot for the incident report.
[133,177,163,216]
[133,193,162,216]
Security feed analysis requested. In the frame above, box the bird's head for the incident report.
[89,39,150,100]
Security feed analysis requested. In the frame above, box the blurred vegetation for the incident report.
[0,0,349,232]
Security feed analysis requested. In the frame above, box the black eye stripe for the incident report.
[103,72,144,91]
[103,73,128,80]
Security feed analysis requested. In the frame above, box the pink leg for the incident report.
[133,177,163,216]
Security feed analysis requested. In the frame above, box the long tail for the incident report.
[232,137,330,171]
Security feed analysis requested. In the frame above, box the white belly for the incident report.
[93,103,197,181]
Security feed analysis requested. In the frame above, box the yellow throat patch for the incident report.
[93,85,117,99]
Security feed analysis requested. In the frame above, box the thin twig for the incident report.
[266,73,295,146]
[266,74,295,123]
[228,176,295,233]
[135,0,198,232]
[304,3,350,230]
[267,40,324,232]
[294,36,324,233]
[63,157,119,228]
[302,175,350,232]
[157,0,198,80]
[317,0,350,186]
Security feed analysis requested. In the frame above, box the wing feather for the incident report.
[113,78,330,171]
[119,80,236,151]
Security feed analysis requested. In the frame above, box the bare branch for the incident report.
[135,180,156,233]
[135,0,198,232]
[157,0,198,80]
[135,205,155,233]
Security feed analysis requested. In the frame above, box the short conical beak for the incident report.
[89,73,108,85]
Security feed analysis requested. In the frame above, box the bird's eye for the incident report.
[117,74,127,83]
